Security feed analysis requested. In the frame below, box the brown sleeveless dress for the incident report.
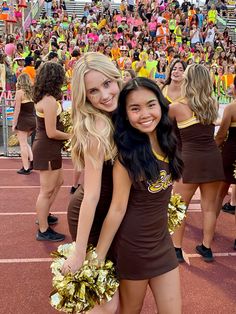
[177,115,225,183]
[67,161,113,243]
[221,123,236,184]
[112,157,178,280]
[32,105,64,170]
[16,101,36,132]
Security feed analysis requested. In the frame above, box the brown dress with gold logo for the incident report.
[112,155,178,280]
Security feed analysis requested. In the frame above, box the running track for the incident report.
[0,158,235,314]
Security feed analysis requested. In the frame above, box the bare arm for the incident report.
[12,90,22,131]
[215,105,232,146]
[96,160,132,261]
[61,125,106,274]
[43,97,70,140]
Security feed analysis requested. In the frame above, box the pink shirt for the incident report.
[148,21,157,31]
[133,18,143,27]
[87,33,99,43]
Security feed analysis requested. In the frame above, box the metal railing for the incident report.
[0,92,19,157]
[0,91,72,157]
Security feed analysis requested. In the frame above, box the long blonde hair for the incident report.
[16,73,33,100]
[71,52,122,170]
[182,64,218,124]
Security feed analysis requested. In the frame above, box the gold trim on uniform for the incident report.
[230,122,236,127]
[148,170,172,193]
[152,150,169,163]
[36,102,62,118]
[177,115,200,129]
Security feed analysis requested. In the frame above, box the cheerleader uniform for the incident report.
[15,101,36,132]
[32,102,64,170]
[177,113,225,183]
[221,122,236,184]
[112,153,178,280]
[67,161,113,243]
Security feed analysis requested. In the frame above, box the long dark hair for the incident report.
[114,77,183,182]
[33,61,65,103]
[162,59,187,89]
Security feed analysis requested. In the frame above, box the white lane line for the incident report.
[0,258,52,263]
[1,252,236,264]
[0,169,74,171]
[0,185,71,188]
[0,212,67,215]
[187,252,236,257]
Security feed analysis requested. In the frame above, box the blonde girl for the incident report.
[62,52,123,313]
[169,64,225,263]
[12,73,36,174]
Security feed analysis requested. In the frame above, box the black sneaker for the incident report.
[17,168,31,175]
[196,244,214,262]
[35,213,58,225]
[36,227,65,242]
[70,185,80,194]
[222,202,235,215]
[175,247,185,263]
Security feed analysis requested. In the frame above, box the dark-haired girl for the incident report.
[96,77,183,314]
[33,62,71,242]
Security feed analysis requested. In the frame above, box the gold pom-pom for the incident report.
[233,161,236,179]
[168,193,187,234]
[8,134,19,147]
[60,110,73,152]
[50,243,119,313]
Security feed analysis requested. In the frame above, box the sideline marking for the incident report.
[0,258,53,263]
[1,252,236,264]
[0,185,71,188]
[0,168,74,171]
[0,212,67,215]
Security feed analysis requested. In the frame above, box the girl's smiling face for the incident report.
[171,62,185,83]
[126,87,162,138]
[85,70,120,113]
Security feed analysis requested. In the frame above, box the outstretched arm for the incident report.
[61,136,105,274]
[96,159,132,261]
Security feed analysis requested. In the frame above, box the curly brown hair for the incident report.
[33,61,65,103]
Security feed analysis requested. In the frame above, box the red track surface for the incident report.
[0,158,236,314]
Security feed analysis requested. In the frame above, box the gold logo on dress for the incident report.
[147,170,172,193]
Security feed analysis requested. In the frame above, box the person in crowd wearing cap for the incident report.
[117,46,131,71]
